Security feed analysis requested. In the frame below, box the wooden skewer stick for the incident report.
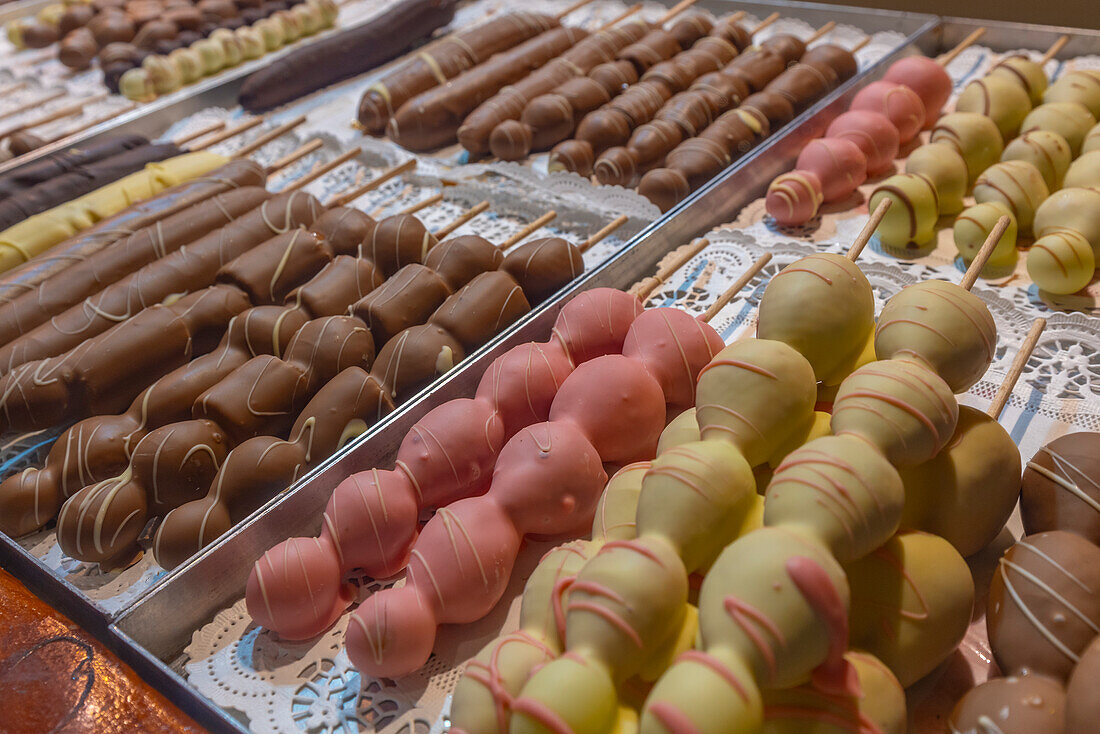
[266,138,323,175]
[2,92,107,136]
[938,27,986,66]
[327,158,417,206]
[501,211,557,249]
[189,117,264,150]
[40,103,137,144]
[0,81,27,97]
[961,215,1010,291]
[752,12,780,35]
[987,317,1046,419]
[599,3,642,31]
[173,120,226,147]
[0,90,66,123]
[284,147,362,192]
[579,215,628,254]
[848,198,892,261]
[1040,35,1070,65]
[806,21,836,44]
[434,200,491,238]
[850,36,872,53]
[233,115,307,158]
[633,237,712,300]
[556,0,598,21]
[702,253,773,323]
[659,0,700,25]
[400,192,444,216]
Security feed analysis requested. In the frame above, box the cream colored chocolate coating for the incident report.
[831,359,959,466]
[1002,129,1072,190]
[695,339,817,466]
[1021,102,1097,156]
[973,159,1049,234]
[1033,187,1100,253]
[906,142,968,215]
[954,202,1019,268]
[1044,70,1100,118]
[1028,231,1095,295]
[756,254,874,386]
[868,173,939,248]
[931,112,1005,182]
[875,279,996,394]
[657,407,700,454]
[1064,149,1100,189]
[846,530,974,686]
[956,75,1033,139]
[990,55,1048,105]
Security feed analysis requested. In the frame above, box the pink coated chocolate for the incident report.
[475,340,575,440]
[883,55,952,127]
[245,535,353,640]
[850,80,927,145]
[796,137,869,203]
[622,307,725,409]
[395,398,505,507]
[551,288,644,365]
[346,497,522,677]
[825,110,901,177]
[321,468,420,579]
[549,354,665,464]
[766,170,825,226]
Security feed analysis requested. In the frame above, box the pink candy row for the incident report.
[765,56,953,226]
[244,287,726,677]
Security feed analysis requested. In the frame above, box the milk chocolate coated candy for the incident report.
[1021,433,1100,544]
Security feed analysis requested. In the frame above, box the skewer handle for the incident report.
[633,237,711,300]
[434,200,491,238]
[400,192,444,216]
[960,215,1010,290]
[702,253,773,323]
[1040,34,1069,65]
[600,3,642,31]
[806,21,836,44]
[987,317,1046,419]
[500,211,557,249]
[938,27,986,66]
[283,147,362,193]
[233,115,307,158]
[848,197,892,261]
[556,0,597,21]
[190,117,264,150]
[172,120,227,147]
[659,0,700,25]
[267,139,323,175]
[579,215,628,253]
[328,158,416,207]
[850,36,871,53]
[752,12,780,35]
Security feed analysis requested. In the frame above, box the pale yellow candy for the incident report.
[1044,69,1100,118]
[845,530,975,687]
[142,54,182,96]
[757,253,874,385]
[875,280,997,394]
[1064,149,1100,189]
[973,159,1049,234]
[760,651,906,734]
[512,656,619,734]
[638,604,698,682]
[1021,102,1097,155]
[637,440,755,572]
[764,435,903,563]
[168,48,203,85]
[989,55,1048,105]
[956,75,1033,139]
[905,142,968,215]
[954,202,1019,268]
[765,410,831,468]
[698,526,849,689]
[640,648,762,734]
[868,173,939,249]
[695,339,817,466]
[592,463,648,543]
[235,27,265,61]
[1085,121,1100,153]
[119,67,156,102]
[1002,129,1072,190]
[832,359,959,466]
[1028,231,1095,295]
[900,406,1021,557]
[1033,187,1100,254]
[930,112,1005,182]
[818,328,878,406]
[657,408,700,454]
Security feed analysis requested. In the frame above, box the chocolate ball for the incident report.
[801,44,859,82]
[627,118,682,168]
[608,80,669,127]
[701,111,756,156]
[489,119,534,162]
[950,675,1066,734]
[594,146,640,187]
[724,48,787,92]
[638,167,691,212]
[643,59,694,94]
[556,77,610,119]
[1067,637,1100,733]
[1021,433,1100,544]
[691,71,749,110]
[91,0,126,12]
[88,10,136,45]
[58,4,96,36]
[103,60,135,92]
[674,46,726,79]
[20,20,59,48]
[548,140,595,176]
[589,60,637,95]
[667,136,731,189]
[657,90,715,137]
[520,95,574,152]
[132,19,176,49]
[164,6,203,30]
[988,531,1100,681]
[176,29,200,46]
[767,63,835,112]
[575,108,633,155]
[58,27,98,70]
[711,17,751,51]
[198,0,238,20]
[98,40,140,65]
[761,33,806,64]
[667,13,712,49]
[7,131,46,157]
[741,91,795,128]
[619,30,681,73]
[127,1,165,28]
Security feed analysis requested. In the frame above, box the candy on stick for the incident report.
[1002,128,1072,190]
[1029,187,1100,294]
[1021,102,1097,156]
[954,201,1019,267]
[230,115,308,159]
[1064,148,1100,188]
[900,318,1042,557]
[955,74,1033,140]
[881,29,984,125]
[1044,69,1100,119]
[949,673,1067,733]
[973,159,1049,234]
[866,172,940,248]
[171,120,227,147]
[0,90,66,123]
[264,138,324,175]
[905,142,968,214]
[189,116,265,151]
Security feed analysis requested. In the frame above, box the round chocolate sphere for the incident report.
[1021,433,1100,544]
[88,10,136,45]
[638,167,691,212]
[950,675,1066,734]
[801,44,858,82]
[488,119,534,162]
[58,27,98,70]
[741,91,794,128]
[593,146,640,187]
[627,119,682,168]
[767,63,835,113]
[761,34,806,64]
[58,4,96,36]
[548,140,595,176]
[588,60,637,95]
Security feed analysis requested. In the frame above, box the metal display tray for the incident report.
[5,5,1097,733]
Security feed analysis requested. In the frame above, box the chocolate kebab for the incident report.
[456,3,707,157]
[484,10,755,162]
[0,134,147,202]
[47,206,623,568]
